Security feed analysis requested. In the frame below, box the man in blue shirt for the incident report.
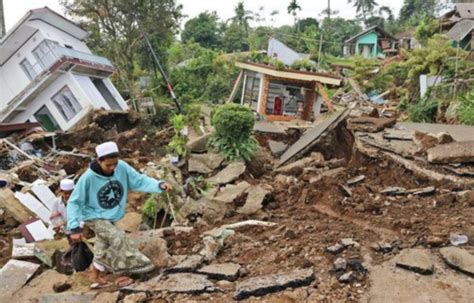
[67,141,171,288]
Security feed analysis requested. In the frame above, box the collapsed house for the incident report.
[440,3,474,51]
[0,7,127,131]
[343,26,398,58]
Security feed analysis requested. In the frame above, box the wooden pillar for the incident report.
[257,74,270,116]
[302,84,315,121]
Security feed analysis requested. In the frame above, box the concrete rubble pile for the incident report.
[1,102,474,302]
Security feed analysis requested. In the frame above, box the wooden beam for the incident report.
[227,70,244,103]
[315,82,335,112]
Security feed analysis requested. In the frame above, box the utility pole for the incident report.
[0,0,6,38]
[327,0,331,20]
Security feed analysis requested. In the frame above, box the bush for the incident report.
[408,98,438,123]
[167,114,188,156]
[291,59,316,71]
[142,194,158,224]
[184,103,202,133]
[209,104,258,161]
[458,89,474,125]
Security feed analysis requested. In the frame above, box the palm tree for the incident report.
[378,6,394,22]
[348,0,378,24]
[231,1,254,33]
[287,0,302,28]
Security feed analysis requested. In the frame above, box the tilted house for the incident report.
[440,3,474,51]
[0,7,127,131]
[343,26,398,58]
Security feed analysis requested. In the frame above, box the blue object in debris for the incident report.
[367,91,386,104]
[0,180,8,188]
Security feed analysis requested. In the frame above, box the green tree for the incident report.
[181,11,222,49]
[61,0,182,97]
[287,0,302,28]
[295,17,319,32]
[231,1,253,33]
[347,0,378,23]
[222,23,249,53]
[248,26,273,51]
[398,0,437,26]
[414,18,439,46]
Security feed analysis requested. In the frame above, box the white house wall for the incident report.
[102,78,128,110]
[27,20,91,53]
[72,74,111,109]
[9,72,95,130]
[0,30,47,106]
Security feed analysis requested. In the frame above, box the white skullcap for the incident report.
[96,141,119,158]
[60,179,75,191]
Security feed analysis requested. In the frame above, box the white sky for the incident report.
[4,0,405,31]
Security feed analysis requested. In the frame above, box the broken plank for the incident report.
[315,82,335,112]
[227,70,244,103]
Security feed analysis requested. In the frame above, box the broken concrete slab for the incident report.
[268,140,288,157]
[188,152,225,174]
[381,186,408,195]
[197,263,241,281]
[276,153,325,176]
[394,249,434,275]
[338,271,354,283]
[178,196,228,224]
[0,259,40,300]
[396,122,474,142]
[12,238,35,259]
[383,129,414,141]
[233,268,315,300]
[279,110,348,166]
[187,133,210,153]
[207,162,246,185]
[122,292,147,303]
[237,185,270,215]
[213,181,251,204]
[38,293,96,303]
[427,141,474,164]
[440,247,474,277]
[348,117,396,133]
[92,291,120,303]
[254,121,287,134]
[116,212,142,232]
[127,273,215,294]
[128,230,171,268]
[166,255,204,273]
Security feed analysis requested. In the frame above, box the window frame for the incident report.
[19,58,37,81]
[51,85,83,122]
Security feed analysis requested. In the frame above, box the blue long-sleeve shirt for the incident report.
[67,160,163,232]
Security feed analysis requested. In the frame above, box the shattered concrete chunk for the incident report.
[207,162,246,185]
[383,129,414,141]
[348,117,396,133]
[0,260,40,300]
[340,238,360,248]
[92,291,120,303]
[338,271,354,283]
[347,175,365,185]
[198,263,241,281]
[440,247,474,277]
[178,196,228,224]
[188,152,225,174]
[187,133,211,153]
[127,273,215,294]
[233,268,315,300]
[128,229,171,268]
[122,292,147,303]
[394,249,434,275]
[339,184,352,197]
[237,185,270,215]
[427,236,444,247]
[427,141,474,164]
[333,258,348,271]
[268,140,288,157]
[410,186,436,196]
[213,181,251,204]
[326,243,346,255]
[166,255,204,273]
[276,153,325,176]
[381,187,407,195]
[38,293,96,303]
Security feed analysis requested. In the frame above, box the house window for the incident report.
[32,39,60,70]
[51,86,82,121]
[20,59,37,80]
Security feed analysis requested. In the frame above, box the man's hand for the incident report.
[70,233,82,242]
[159,182,172,192]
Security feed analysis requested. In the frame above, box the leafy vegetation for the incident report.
[209,104,258,162]
[458,89,474,125]
[167,114,188,157]
[142,194,158,225]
